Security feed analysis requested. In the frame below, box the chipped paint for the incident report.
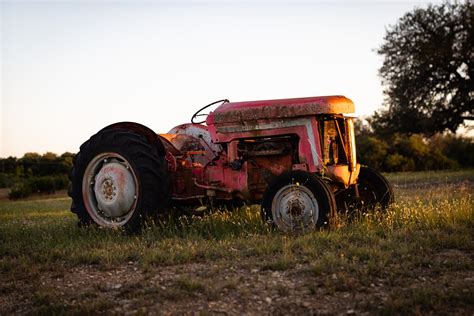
[207,95,355,124]
[161,95,358,203]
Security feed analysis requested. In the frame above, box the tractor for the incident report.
[69,96,394,232]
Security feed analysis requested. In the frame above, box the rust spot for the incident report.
[210,96,355,124]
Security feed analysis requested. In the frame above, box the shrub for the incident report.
[7,175,71,200]
[53,175,69,191]
[423,149,459,170]
[0,173,19,189]
[357,131,470,172]
[8,182,32,200]
[28,177,56,194]
[385,154,416,172]
[357,136,389,170]
[436,135,474,168]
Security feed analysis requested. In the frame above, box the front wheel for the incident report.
[70,129,169,232]
[336,166,394,213]
[357,166,394,210]
[261,171,336,233]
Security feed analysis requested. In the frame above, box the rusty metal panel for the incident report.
[207,118,323,172]
[207,95,354,125]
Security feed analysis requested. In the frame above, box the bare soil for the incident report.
[1,250,473,315]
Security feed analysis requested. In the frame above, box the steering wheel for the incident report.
[191,99,229,124]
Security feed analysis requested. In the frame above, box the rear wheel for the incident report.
[261,171,336,233]
[70,129,168,232]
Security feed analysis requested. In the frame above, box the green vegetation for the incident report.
[0,170,472,314]
[351,1,474,173]
[0,152,74,199]
[356,123,473,172]
[1,128,472,201]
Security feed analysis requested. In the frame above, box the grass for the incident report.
[385,168,474,185]
[0,169,473,314]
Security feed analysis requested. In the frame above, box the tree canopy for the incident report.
[373,1,473,135]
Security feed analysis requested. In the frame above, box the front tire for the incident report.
[261,171,336,233]
[336,166,394,213]
[357,166,394,210]
[70,129,168,232]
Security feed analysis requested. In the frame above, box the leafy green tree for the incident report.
[374,1,473,135]
[0,157,17,173]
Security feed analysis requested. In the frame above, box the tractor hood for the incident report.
[206,95,355,125]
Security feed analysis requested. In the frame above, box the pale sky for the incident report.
[1,0,442,157]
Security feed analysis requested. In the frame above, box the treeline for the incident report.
[356,121,473,172]
[0,152,75,199]
[0,130,472,199]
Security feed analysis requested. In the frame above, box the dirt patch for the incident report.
[1,252,473,315]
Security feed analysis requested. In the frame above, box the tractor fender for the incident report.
[100,122,165,155]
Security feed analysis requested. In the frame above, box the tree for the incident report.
[373,1,473,135]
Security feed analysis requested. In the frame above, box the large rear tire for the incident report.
[261,171,336,233]
[70,128,168,232]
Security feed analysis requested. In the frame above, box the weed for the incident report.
[261,258,294,271]
[175,277,207,294]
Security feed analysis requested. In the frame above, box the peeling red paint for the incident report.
[207,95,355,124]
[158,95,358,203]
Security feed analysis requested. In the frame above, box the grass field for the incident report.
[0,170,473,314]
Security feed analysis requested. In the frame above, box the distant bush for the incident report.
[429,135,474,168]
[0,173,19,188]
[8,183,32,200]
[385,154,415,172]
[53,175,69,191]
[357,136,389,170]
[28,177,56,194]
[0,152,73,199]
[356,132,472,172]
[0,152,75,179]
[7,175,70,200]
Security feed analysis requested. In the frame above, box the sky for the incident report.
[1,0,443,157]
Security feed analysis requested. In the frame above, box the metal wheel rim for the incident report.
[271,184,319,232]
[82,152,139,227]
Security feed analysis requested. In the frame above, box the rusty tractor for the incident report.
[70,96,394,232]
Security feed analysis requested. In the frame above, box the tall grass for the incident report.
[0,181,472,271]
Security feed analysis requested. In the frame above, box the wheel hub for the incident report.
[101,179,115,200]
[93,161,136,218]
[287,198,304,217]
